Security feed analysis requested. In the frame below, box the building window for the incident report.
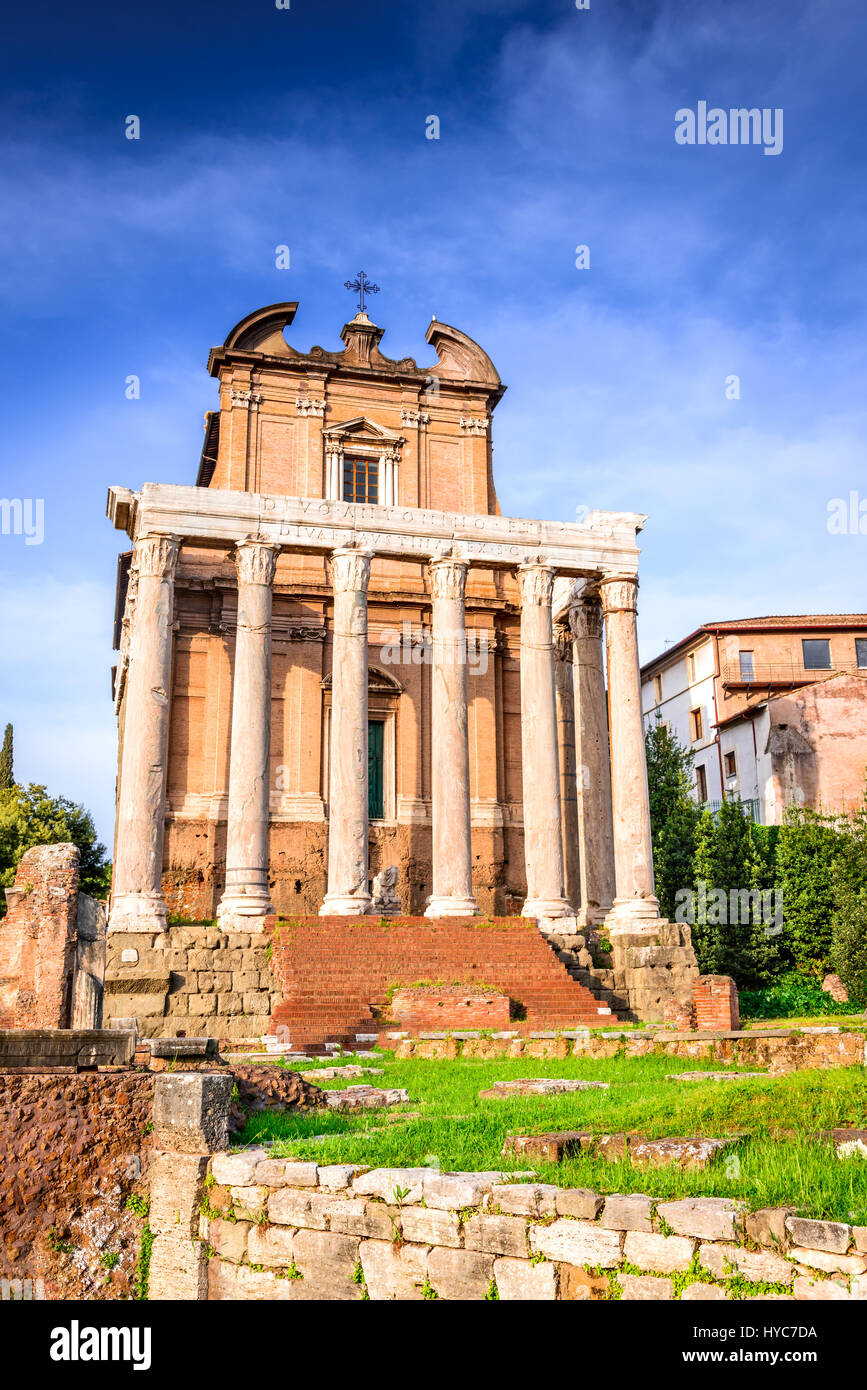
[723,750,737,779]
[368,720,384,819]
[696,765,708,802]
[343,455,378,503]
[802,638,831,670]
[856,638,867,669]
[689,706,704,742]
[687,653,696,684]
[739,650,755,680]
[653,673,663,704]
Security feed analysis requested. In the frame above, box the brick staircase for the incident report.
[268,916,619,1051]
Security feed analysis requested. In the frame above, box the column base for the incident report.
[319,893,373,917]
[604,895,663,936]
[521,897,573,921]
[424,895,479,919]
[108,891,168,934]
[217,886,274,933]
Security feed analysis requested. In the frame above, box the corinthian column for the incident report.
[517,563,572,922]
[109,533,180,933]
[553,621,580,911]
[321,548,373,916]
[217,539,280,931]
[599,573,660,931]
[424,556,477,918]
[570,591,616,925]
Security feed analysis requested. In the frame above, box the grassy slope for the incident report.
[237,1051,867,1223]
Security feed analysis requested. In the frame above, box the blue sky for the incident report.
[0,0,865,845]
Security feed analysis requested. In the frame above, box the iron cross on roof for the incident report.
[344,270,380,315]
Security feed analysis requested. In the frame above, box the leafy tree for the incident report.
[830,793,867,1005]
[0,724,12,790]
[645,717,700,920]
[0,783,111,912]
[690,798,780,987]
[775,808,841,979]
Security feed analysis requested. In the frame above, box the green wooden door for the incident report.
[368,720,384,820]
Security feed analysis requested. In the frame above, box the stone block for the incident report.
[681,1282,728,1301]
[188,994,217,1016]
[427,1246,494,1300]
[247,1223,296,1268]
[148,1234,208,1300]
[400,1205,463,1248]
[243,992,271,1015]
[491,1183,559,1217]
[317,1164,367,1191]
[229,1185,268,1220]
[149,1151,208,1236]
[360,1239,428,1300]
[208,1256,295,1300]
[623,1231,695,1274]
[323,1197,397,1240]
[253,1159,319,1187]
[268,1187,331,1230]
[599,1193,653,1232]
[423,1171,494,1209]
[793,1275,849,1300]
[290,1229,363,1301]
[208,1218,251,1263]
[529,1219,622,1268]
[655,1197,745,1241]
[558,1264,609,1300]
[744,1207,793,1249]
[785,1216,851,1254]
[790,1248,866,1276]
[210,1148,270,1186]
[493,1256,558,1300]
[105,992,167,1018]
[352,1167,429,1204]
[853,1227,867,1254]
[620,1273,673,1300]
[554,1188,605,1220]
[698,1243,794,1284]
[153,1072,233,1153]
[463,1213,530,1257]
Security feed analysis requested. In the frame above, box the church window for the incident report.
[343,455,378,503]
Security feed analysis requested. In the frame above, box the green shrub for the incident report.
[738,972,854,1019]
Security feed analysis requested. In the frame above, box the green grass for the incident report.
[236,1051,867,1223]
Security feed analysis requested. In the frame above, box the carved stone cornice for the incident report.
[459,416,488,435]
[330,547,372,594]
[230,388,263,411]
[428,556,468,602]
[234,539,280,587]
[600,573,639,615]
[134,534,180,580]
[517,562,555,608]
[296,397,326,417]
[569,594,605,642]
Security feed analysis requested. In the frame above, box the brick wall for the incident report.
[0,1071,155,1298]
[391,987,511,1031]
[693,976,739,1031]
[193,1154,867,1302]
[0,843,80,1029]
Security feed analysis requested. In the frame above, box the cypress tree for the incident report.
[0,724,12,790]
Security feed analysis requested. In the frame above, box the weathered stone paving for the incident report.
[479,1077,610,1099]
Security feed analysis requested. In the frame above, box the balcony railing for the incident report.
[721,660,864,688]
[705,797,761,822]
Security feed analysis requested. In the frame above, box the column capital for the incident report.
[569,593,605,641]
[553,620,572,663]
[134,534,180,580]
[330,547,373,594]
[599,573,639,614]
[516,561,556,607]
[428,555,469,602]
[234,538,280,588]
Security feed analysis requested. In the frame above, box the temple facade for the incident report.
[106,302,686,997]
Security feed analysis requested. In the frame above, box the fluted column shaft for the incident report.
[217,540,280,929]
[425,557,477,918]
[518,563,572,921]
[321,548,373,915]
[109,534,180,933]
[600,573,660,929]
[570,593,616,924]
[553,621,581,911]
